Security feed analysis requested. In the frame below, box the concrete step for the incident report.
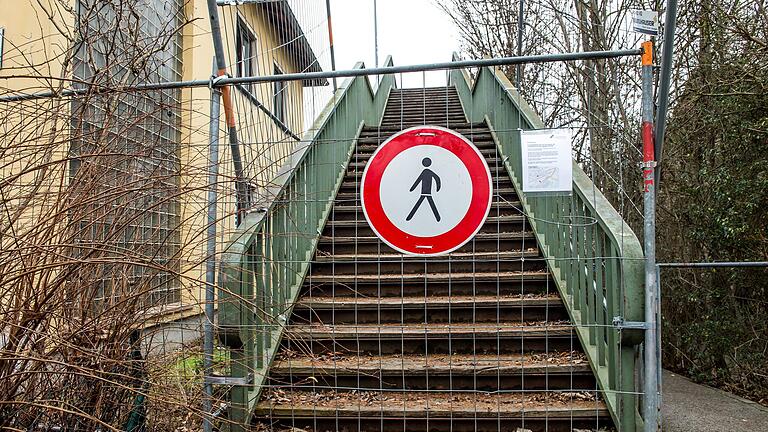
[291,294,568,324]
[356,131,493,143]
[327,200,523,221]
[308,248,543,275]
[315,231,537,255]
[253,390,610,432]
[330,199,520,213]
[352,140,496,153]
[345,165,508,177]
[268,351,593,391]
[351,147,500,161]
[312,248,538,261]
[335,185,516,201]
[382,108,465,116]
[380,116,468,123]
[302,275,557,298]
[303,270,549,285]
[324,213,524,227]
[346,156,504,170]
[282,321,578,354]
[337,180,515,196]
[358,122,485,135]
[322,215,530,238]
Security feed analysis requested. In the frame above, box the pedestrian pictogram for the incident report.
[360,125,493,256]
[406,157,442,222]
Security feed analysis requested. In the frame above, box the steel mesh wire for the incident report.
[0,1,649,430]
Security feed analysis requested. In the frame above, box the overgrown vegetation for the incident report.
[658,0,768,405]
[0,0,216,429]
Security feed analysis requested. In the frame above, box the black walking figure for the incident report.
[406,157,442,222]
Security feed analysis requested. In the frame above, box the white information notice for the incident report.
[631,10,659,36]
[521,129,573,193]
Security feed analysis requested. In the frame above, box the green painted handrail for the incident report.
[217,57,396,429]
[449,54,645,431]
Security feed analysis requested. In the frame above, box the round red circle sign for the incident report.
[360,125,493,256]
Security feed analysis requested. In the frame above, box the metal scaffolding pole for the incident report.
[205,0,250,225]
[640,40,661,432]
[202,60,222,432]
[654,0,679,187]
[325,0,338,91]
[0,49,643,103]
[203,0,247,429]
[515,0,524,88]
[373,0,379,70]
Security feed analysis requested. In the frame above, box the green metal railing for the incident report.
[217,57,396,428]
[450,55,645,431]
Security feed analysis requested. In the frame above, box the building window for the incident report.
[236,17,257,91]
[273,63,286,124]
[71,0,183,308]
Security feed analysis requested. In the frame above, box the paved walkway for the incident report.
[663,370,768,431]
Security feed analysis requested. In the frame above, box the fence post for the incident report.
[325,0,337,92]
[202,58,222,432]
[640,40,661,432]
[205,0,249,225]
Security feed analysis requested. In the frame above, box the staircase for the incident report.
[250,87,613,431]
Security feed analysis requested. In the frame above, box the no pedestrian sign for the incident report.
[360,126,493,256]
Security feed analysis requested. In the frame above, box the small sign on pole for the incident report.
[521,129,573,193]
[631,10,659,36]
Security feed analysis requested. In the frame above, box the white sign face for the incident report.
[521,129,573,193]
[631,10,659,36]
[379,145,472,238]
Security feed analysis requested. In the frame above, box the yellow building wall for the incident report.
[1,0,310,324]
[0,0,73,279]
[170,0,309,319]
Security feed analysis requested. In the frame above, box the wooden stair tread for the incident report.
[324,214,525,227]
[272,351,589,375]
[312,249,539,262]
[305,270,549,283]
[256,390,608,418]
[295,294,561,309]
[286,322,574,339]
[317,233,534,247]
[329,201,521,210]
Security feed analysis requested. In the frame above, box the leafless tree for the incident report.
[439,0,648,229]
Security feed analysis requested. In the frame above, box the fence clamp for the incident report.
[612,316,650,330]
[205,373,254,386]
[209,73,228,90]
